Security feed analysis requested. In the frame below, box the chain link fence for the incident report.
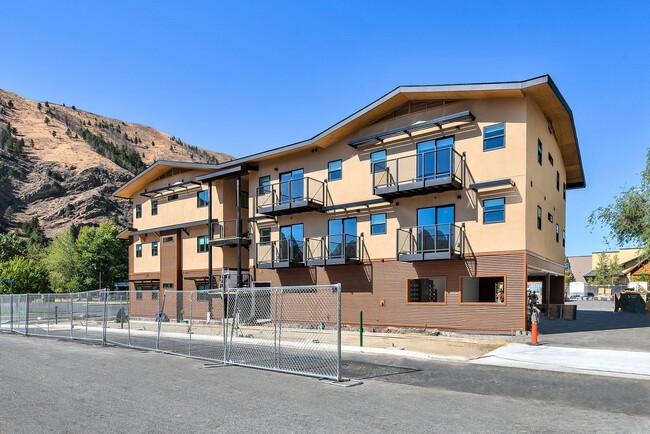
[0,284,342,381]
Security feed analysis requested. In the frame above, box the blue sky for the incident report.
[1,1,649,256]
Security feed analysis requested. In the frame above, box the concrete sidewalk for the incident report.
[471,343,650,379]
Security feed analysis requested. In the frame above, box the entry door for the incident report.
[328,218,357,259]
[417,136,454,180]
[279,169,304,204]
[417,205,454,252]
[280,224,304,263]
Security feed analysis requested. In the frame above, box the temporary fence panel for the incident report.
[0,295,11,332]
[158,289,226,361]
[225,284,341,381]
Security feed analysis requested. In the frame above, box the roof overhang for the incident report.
[196,165,259,182]
[113,161,221,199]
[200,75,585,189]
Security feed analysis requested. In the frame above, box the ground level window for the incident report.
[151,285,160,300]
[461,276,505,303]
[135,286,143,300]
[197,283,209,301]
[407,277,445,303]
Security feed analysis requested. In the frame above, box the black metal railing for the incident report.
[396,223,464,260]
[305,234,363,264]
[256,239,305,267]
[212,219,243,240]
[255,177,325,214]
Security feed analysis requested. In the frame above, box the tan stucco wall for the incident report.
[133,234,160,274]
[525,98,566,267]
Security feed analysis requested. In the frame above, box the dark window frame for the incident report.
[151,241,158,257]
[556,224,560,243]
[151,200,158,216]
[197,190,209,208]
[483,197,505,224]
[556,171,560,191]
[370,150,387,173]
[197,235,209,253]
[406,277,446,303]
[562,230,566,247]
[537,140,543,166]
[259,175,271,194]
[259,227,271,243]
[537,206,542,230]
[563,183,566,200]
[328,159,342,181]
[135,244,142,258]
[370,213,387,235]
[483,123,505,151]
[135,286,143,300]
[548,152,554,166]
[135,204,142,219]
[548,213,553,223]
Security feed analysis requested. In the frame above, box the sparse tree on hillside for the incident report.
[44,101,50,108]
[7,100,13,108]
[52,131,56,137]
[37,102,42,111]
[44,116,50,125]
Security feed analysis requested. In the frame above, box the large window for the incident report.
[461,276,505,303]
[151,200,158,216]
[135,204,142,219]
[135,244,142,258]
[370,213,387,235]
[259,227,271,243]
[151,241,158,257]
[537,206,542,230]
[407,277,446,303]
[197,235,209,253]
[483,124,505,151]
[483,198,505,223]
[328,160,342,181]
[370,150,387,173]
[537,140,543,166]
[197,190,209,208]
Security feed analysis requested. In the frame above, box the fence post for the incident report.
[222,285,227,363]
[188,293,193,357]
[9,294,13,332]
[25,295,30,336]
[47,294,51,335]
[102,290,108,346]
[127,292,131,346]
[69,293,74,339]
[337,283,342,382]
[85,293,89,339]
[277,288,283,370]
[156,291,164,351]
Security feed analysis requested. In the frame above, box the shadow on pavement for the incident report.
[540,310,650,335]
[341,359,420,380]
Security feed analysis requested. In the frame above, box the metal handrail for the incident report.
[212,219,245,240]
[305,234,362,262]
[396,223,464,256]
[256,239,305,266]
[255,177,325,211]
[373,148,464,190]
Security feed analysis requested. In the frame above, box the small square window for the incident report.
[135,204,142,219]
[483,124,505,151]
[197,235,209,253]
[151,200,158,216]
[548,213,553,223]
[197,190,209,208]
[483,198,505,223]
[370,150,387,173]
[370,213,387,235]
[135,244,142,258]
[259,227,271,243]
[328,160,342,181]
[151,241,158,257]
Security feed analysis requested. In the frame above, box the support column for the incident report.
[208,181,213,288]
[545,272,551,317]
[236,175,242,287]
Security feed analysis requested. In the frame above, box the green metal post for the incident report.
[359,310,363,347]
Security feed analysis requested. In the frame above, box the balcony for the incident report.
[210,219,250,247]
[373,148,464,199]
[305,234,364,266]
[256,177,325,216]
[256,240,305,269]
[396,224,464,262]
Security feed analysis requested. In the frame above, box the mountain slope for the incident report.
[0,89,232,236]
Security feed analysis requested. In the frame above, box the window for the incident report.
[483,198,505,223]
[135,244,142,258]
[563,182,566,200]
[461,276,505,303]
[548,153,554,166]
[162,236,173,243]
[562,230,566,247]
[370,150,387,173]
[239,191,249,208]
[548,213,553,223]
[167,193,178,201]
[537,206,542,230]
[197,283,209,301]
[135,286,143,300]
[151,200,158,216]
[556,224,560,243]
[370,213,387,235]
[259,227,271,243]
[537,140,543,166]
[135,204,142,219]
[151,241,158,257]
[328,160,342,181]
[259,176,271,194]
[556,171,560,191]
[483,123,505,151]
[407,277,446,303]
[197,235,209,253]
[197,190,209,208]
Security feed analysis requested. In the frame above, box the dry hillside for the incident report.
[0,89,232,236]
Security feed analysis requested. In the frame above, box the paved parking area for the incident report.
[539,300,650,351]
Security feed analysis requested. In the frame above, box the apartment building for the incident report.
[115,75,585,333]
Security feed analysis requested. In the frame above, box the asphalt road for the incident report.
[0,333,648,433]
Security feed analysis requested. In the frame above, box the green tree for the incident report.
[0,232,28,262]
[43,229,78,292]
[564,257,575,285]
[71,222,127,291]
[589,149,650,258]
[19,217,48,248]
[0,256,50,293]
[591,253,623,285]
